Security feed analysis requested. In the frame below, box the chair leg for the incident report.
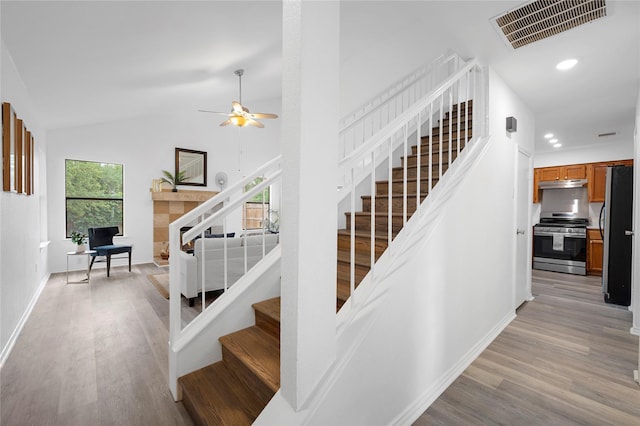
[128,250,132,272]
[107,255,111,277]
[89,256,96,272]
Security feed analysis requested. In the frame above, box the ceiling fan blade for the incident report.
[198,109,231,116]
[232,101,244,113]
[250,112,278,119]
[247,118,264,128]
[220,119,232,127]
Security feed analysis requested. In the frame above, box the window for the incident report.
[65,159,123,237]
[243,177,269,230]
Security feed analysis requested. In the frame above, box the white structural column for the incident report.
[631,87,640,382]
[280,0,340,409]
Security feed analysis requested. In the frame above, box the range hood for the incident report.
[538,179,588,189]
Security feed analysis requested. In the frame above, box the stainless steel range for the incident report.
[533,218,588,275]
[533,180,589,275]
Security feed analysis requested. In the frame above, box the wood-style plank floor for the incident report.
[416,269,640,426]
[1,263,194,426]
[4,266,639,425]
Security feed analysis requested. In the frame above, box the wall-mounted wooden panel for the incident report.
[25,130,32,195]
[15,118,23,194]
[2,103,12,191]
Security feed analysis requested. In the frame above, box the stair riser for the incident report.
[345,214,406,234]
[362,196,419,216]
[181,390,211,426]
[444,102,473,116]
[254,311,279,341]
[437,116,473,128]
[413,136,465,150]
[392,166,444,181]
[376,179,437,196]
[421,124,473,138]
[220,346,275,409]
[419,132,472,145]
[336,233,388,259]
[411,142,465,157]
[336,268,367,291]
[402,152,449,167]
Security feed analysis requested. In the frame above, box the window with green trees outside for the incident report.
[65,159,124,238]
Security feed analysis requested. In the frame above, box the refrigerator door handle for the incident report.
[625,230,634,236]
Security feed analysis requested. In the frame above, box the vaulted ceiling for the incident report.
[2,1,639,154]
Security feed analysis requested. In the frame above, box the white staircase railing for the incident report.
[339,50,465,161]
[168,156,282,396]
[166,51,484,400]
[338,59,487,308]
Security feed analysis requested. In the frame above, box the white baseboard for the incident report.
[393,310,516,425]
[0,272,50,368]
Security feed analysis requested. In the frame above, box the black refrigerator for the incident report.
[600,165,634,306]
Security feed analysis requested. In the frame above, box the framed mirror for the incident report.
[175,147,207,187]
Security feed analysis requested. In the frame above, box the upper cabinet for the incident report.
[537,164,586,182]
[586,160,633,202]
[533,160,632,203]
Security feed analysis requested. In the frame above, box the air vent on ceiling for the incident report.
[598,132,616,137]
[493,0,607,49]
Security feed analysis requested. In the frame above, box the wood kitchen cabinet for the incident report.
[587,160,633,202]
[533,160,632,204]
[538,164,587,181]
[534,164,587,202]
[587,228,603,276]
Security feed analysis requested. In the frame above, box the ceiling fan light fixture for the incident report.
[230,115,247,127]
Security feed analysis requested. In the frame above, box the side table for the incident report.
[66,250,97,284]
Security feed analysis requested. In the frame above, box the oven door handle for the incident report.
[534,231,585,238]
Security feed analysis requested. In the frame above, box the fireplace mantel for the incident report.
[151,189,218,202]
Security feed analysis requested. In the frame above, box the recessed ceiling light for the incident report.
[544,133,554,139]
[553,143,562,148]
[556,59,578,71]
[549,138,558,143]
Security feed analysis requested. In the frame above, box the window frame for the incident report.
[64,159,124,238]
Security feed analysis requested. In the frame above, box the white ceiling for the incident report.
[2,1,639,154]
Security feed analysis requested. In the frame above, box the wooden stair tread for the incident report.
[252,297,281,324]
[180,362,262,425]
[348,211,409,217]
[378,176,441,184]
[361,194,426,200]
[219,326,280,393]
[337,248,376,266]
[337,229,390,240]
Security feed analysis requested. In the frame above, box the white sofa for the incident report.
[179,233,279,305]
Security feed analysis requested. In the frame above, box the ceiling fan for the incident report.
[199,69,278,128]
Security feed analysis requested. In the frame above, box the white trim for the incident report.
[0,272,50,368]
[630,326,640,336]
[394,311,516,425]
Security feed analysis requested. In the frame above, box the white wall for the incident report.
[534,141,634,168]
[46,101,281,273]
[259,69,534,424]
[0,41,48,365]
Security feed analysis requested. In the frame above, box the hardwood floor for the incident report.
[3,266,639,425]
[416,269,640,426]
[1,263,194,426]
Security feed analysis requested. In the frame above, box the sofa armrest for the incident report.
[179,250,198,299]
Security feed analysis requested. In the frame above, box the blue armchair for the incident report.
[88,226,132,277]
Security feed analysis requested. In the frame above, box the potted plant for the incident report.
[161,170,187,192]
[263,209,280,233]
[70,231,87,253]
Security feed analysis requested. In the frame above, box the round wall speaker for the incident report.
[215,172,228,190]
